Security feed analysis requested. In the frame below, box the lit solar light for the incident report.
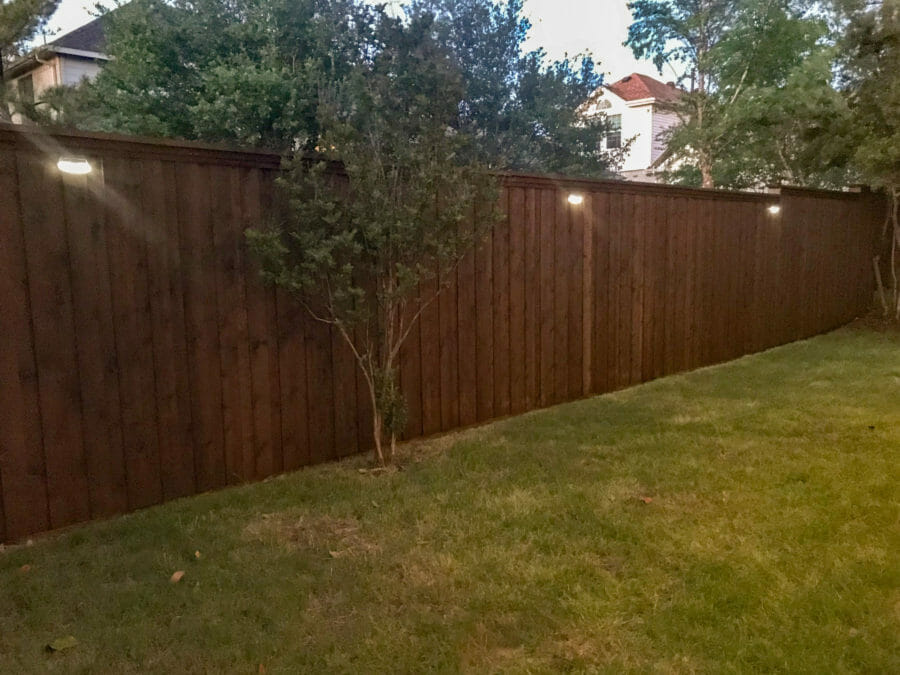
[567,193,584,206]
[767,204,781,215]
[57,157,92,175]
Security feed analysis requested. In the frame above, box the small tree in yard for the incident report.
[247,14,498,466]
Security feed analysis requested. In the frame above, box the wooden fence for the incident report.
[0,125,882,542]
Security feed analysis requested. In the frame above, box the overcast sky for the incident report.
[40,0,666,81]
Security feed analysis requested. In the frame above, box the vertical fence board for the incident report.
[457,214,478,426]
[538,189,555,406]
[159,161,197,496]
[553,192,570,403]
[207,164,247,483]
[616,193,634,388]
[176,162,226,491]
[696,202,713,366]
[62,162,128,517]
[18,153,92,528]
[567,193,584,399]
[591,191,610,394]
[400,291,424,439]
[523,188,541,408]
[216,168,259,481]
[304,319,336,463]
[332,332,359,458]
[241,168,283,475]
[678,198,694,372]
[420,278,442,435]
[630,194,645,384]
[0,149,50,539]
[605,192,622,390]
[141,159,189,497]
[662,197,678,375]
[581,194,594,395]
[508,187,527,414]
[474,214,495,422]
[493,193,512,416]
[276,289,309,472]
[439,273,460,431]
[649,195,668,379]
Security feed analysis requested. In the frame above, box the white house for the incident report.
[581,73,682,182]
[4,17,108,120]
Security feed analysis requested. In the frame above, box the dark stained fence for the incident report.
[0,126,882,541]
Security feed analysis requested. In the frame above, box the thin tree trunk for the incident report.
[874,255,889,316]
[700,154,714,189]
[372,410,385,466]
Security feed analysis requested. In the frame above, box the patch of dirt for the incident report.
[851,307,900,335]
[243,512,380,558]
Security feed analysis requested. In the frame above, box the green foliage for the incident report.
[836,1,900,317]
[49,0,618,175]
[628,0,856,189]
[409,0,615,175]
[839,0,900,189]
[62,0,374,150]
[0,0,60,120]
[0,0,58,57]
[247,13,499,461]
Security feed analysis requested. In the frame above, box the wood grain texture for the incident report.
[0,129,877,541]
[18,153,92,527]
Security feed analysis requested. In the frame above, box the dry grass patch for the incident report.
[243,511,381,558]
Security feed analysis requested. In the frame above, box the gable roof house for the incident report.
[3,17,109,121]
[580,73,682,182]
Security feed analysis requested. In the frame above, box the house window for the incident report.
[606,114,622,149]
[17,75,35,105]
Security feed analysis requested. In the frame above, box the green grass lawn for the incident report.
[1,326,899,674]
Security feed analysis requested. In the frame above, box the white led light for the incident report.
[767,204,781,215]
[567,193,584,206]
[57,157,92,175]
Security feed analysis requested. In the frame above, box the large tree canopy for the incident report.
[1,0,60,120]
[409,0,616,174]
[57,0,375,150]
[0,0,58,59]
[49,0,619,176]
[627,0,854,189]
[834,0,900,317]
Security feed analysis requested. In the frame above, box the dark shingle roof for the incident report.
[49,16,106,53]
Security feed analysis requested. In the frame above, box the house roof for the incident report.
[48,16,107,53]
[3,16,109,80]
[606,73,681,103]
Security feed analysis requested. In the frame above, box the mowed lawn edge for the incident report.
[1,325,898,674]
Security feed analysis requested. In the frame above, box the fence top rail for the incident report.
[0,124,870,201]
[498,171,775,202]
[0,123,283,169]
[499,172,868,203]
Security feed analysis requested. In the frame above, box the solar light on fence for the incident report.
[767,204,781,215]
[57,157,92,175]
[567,193,584,206]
